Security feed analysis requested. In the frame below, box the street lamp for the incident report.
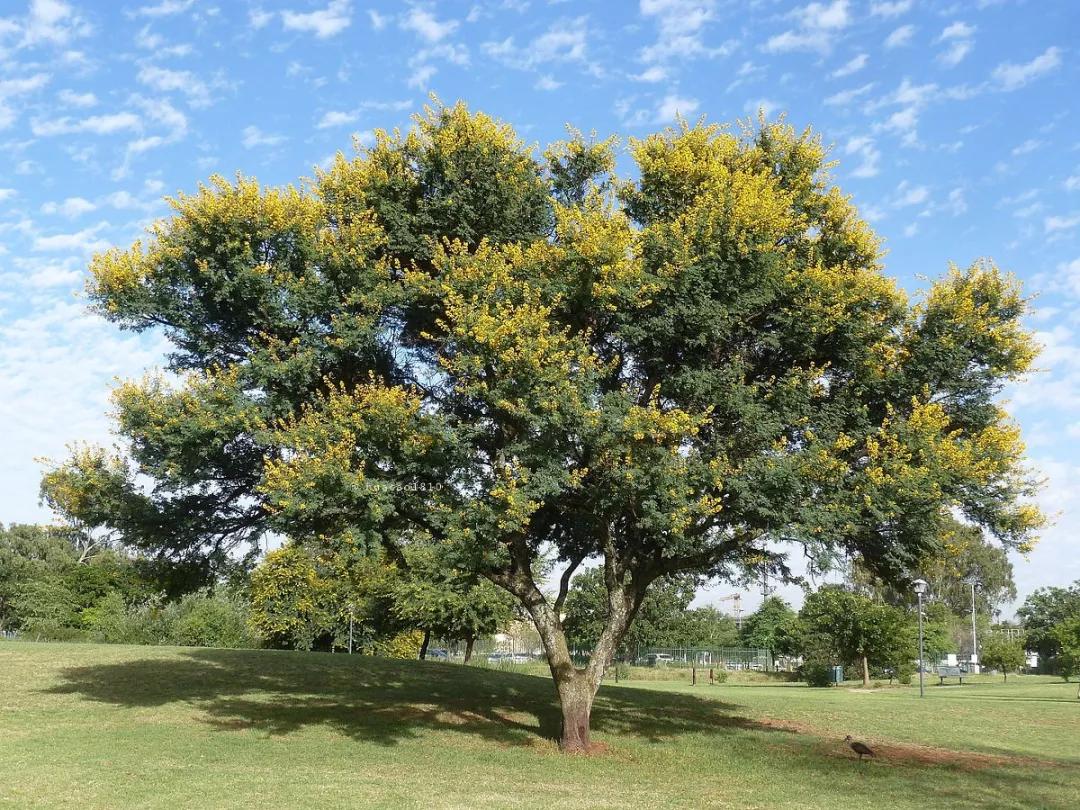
[913,579,928,698]
[967,578,979,674]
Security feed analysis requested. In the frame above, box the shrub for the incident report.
[164,589,258,648]
[372,630,425,659]
[801,657,835,687]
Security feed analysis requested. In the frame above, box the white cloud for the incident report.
[0,73,51,97]
[32,223,110,253]
[745,98,782,118]
[0,188,17,202]
[884,24,914,49]
[825,82,874,107]
[16,0,92,48]
[535,75,562,91]
[1065,176,1080,192]
[894,181,929,207]
[655,94,699,124]
[31,111,142,136]
[281,0,352,38]
[57,88,97,108]
[1011,138,1042,156]
[937,22,975,67]
[137,65,215,107]
[764,0,850,54]
[249,7,274,29]
[41,196,97,217]
[993,47,1062,92]
[947,187,967,216]
[26,264,82,288]
[633,65,668,83]
[317,110,358,129]
[241,125,286,148]
[367,10,387,30]
[870,0,911,17]
[844,135,880,178]
[639,0,727,64]
[831,53,867,78]
[484,20,588,70]
[1045,213,1080,234]
[400,7,458,43]
[132,0,194,17]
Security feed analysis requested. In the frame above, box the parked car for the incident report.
[642,653,674,667]
[428,648,449,661]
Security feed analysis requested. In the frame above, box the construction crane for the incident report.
[714,593,743,630]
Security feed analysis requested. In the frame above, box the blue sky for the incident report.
[1,0,1078,615]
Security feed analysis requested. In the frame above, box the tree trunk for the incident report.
[488,541,649,753]
[555,672,596,753]
[862,655,870,688]
[464,635,475,663]
[419,628,430,660]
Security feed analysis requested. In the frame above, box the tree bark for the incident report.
[862,655,870,688]
[487,536,650,752]
[419,628,430,660]
[555,672,596,753]
[464,635,475,663]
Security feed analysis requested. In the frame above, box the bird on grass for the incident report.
[844,735,875,762]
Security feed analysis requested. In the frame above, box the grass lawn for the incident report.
[1,641,1077,809]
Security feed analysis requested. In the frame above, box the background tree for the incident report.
[980,633,1027,681]
[390,546,517,661]
[851,517,1016,616]
[563,570,694,653]
[1018,581,1080,673]
[739,596,798,655]
[796,586,916,687]
[1050,618,1080,695]
[49,102,1043,751]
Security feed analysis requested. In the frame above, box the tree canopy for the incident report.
[795,586,916,686]
[562,569,738,653]
[1017,580,1080,670]
[43,102,1043,750]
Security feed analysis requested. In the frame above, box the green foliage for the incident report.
[48,102,1045,740]
[795,586,916,683]
[389,546,517,655]
[80,589,257,648]
[980,634,1027,681]
[563,570,736,651]
[1018,580,1080,669]
[1050,618,1080,683]
[739,596,798,653]
[800,657,836,687]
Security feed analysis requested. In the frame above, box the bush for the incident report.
[82,588,258,649]
[801,658,835,687]
[82,592,162,644]
[163,589,257,648]
[372,630,425,659]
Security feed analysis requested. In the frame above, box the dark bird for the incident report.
[844,735,875,762]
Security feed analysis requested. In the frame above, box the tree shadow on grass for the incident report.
[43,648,785,749]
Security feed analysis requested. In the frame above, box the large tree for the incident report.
[796,586,916,687]
[1017,581,1080,671]
[44,103,1042,750]
[739,596,798,654]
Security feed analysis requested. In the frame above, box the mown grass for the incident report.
[1,641,1077,809]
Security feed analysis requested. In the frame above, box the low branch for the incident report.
[553,554,586,616]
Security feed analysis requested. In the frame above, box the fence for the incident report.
[619,646,775,672]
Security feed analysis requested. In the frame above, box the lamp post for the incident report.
[968,579,979,674]
[913,579,928,698]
